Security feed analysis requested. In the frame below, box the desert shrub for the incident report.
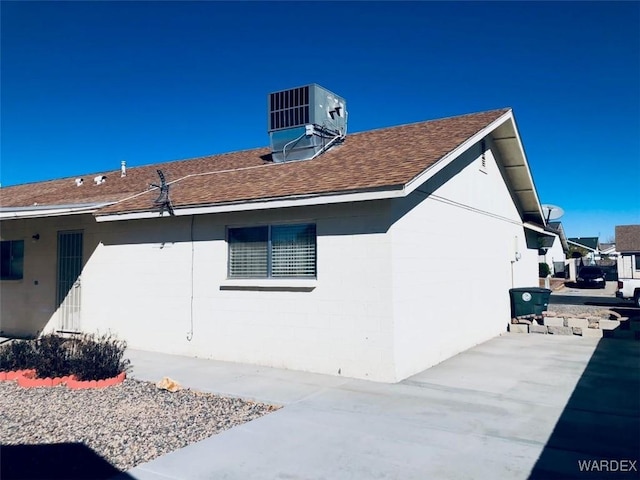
[0,340,37,371]
[71,332,131,381]
[539,262,551,278]
[0,332,130,381]
[32,334,73,378]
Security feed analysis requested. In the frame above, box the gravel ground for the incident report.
[546,304,618,318]
[0,378,279,472]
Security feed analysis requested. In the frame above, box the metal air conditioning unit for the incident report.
[268,84,347,163]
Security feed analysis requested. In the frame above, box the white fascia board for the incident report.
[0,203,113,220]
[95,188,405,222]
[402,110,544,226]
[404,110,513,195]
[567,239,597,252]
[500,112,546,225]
[523,222,555,236]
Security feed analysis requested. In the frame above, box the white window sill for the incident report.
[220,278,317,292]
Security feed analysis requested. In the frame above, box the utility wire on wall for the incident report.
[415,189,525,228]
[186,215,195,341]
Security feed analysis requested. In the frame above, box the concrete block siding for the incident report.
[0,139,540,383]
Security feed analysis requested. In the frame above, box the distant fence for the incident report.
[563,258,619,282]
[595,262,618,281]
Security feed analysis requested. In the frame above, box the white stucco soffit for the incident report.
[489,114,545,224]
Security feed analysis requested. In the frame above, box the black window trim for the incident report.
[1,239,25,281]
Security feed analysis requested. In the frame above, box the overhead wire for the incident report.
[414,189,526,228]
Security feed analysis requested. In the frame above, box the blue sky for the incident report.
[1,1,638,240]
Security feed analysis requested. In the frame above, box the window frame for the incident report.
[1,239,25,281]
[227,222,317,280]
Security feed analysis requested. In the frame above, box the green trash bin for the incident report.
[509,287,552,317]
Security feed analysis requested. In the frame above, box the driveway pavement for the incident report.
[550,281,640,315]
[555,280,618,297]
[118,334,639,480]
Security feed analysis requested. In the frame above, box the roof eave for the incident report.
[0,202,114,220]
[404,109,545,226]
[567,239,597,252]
[404,110,510,194]
[94,186,406,222]
[95,110,546,225]
[490,111,545,225]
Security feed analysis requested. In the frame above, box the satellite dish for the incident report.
[541,204,565,222]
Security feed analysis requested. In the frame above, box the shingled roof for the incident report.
[2,108,541,222]
[568,237,600,251]
[616,225,640,252]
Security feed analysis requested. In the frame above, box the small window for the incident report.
[228,223,316,278]
[635,255,640,271]
[1,240,24,280]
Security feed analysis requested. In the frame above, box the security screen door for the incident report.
[56,231,83,332]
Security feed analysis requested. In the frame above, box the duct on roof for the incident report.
[268,84,347,163]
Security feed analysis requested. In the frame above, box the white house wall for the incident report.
[2,202,399,381]
[1,146,540,383]
[389,141,538,380]
[0,215,100,336]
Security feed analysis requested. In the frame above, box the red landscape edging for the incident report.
[0,369,126,389]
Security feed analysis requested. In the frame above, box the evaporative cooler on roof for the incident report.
[268,84,347,163]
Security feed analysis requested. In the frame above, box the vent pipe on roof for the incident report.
[94,175,106,185]
[75,178,84,186]
[121,160,127,177]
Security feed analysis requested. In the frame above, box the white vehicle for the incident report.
[616,253,640,307]
[615,225,640,307]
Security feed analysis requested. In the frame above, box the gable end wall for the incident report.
[389,139,537,380]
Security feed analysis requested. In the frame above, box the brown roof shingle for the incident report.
[0,108,510,216]
[616,225,640,252]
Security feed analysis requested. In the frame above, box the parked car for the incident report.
[576,266,606,289]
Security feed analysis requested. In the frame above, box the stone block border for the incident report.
[0,369,126,389]
[510,310,639,340]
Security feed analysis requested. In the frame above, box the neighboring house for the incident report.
[540,221,569,276]
[0,97,548,382]
[616,225,640,280]
[596,242,618,261]
[568,237,599,264]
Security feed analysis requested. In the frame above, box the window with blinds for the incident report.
[228,224,316,278]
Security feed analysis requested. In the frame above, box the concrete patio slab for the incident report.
[117,334,639,480]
